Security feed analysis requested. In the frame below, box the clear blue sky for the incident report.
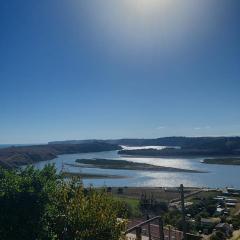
[0,0,240,144]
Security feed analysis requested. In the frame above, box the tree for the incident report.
[0,165,58,240]
[230,215,240,229]
[210,231,226,240]
[0,166,127,240]
[44,180,127,240]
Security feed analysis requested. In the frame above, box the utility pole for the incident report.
[147,215,152,240]
[180,184,187,240]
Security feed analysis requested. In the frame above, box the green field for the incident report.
[113,195,141,217]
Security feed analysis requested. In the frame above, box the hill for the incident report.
[0,142,121,168]
[49,137,240,152]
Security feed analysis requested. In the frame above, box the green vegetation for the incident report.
[231,215,240,229]
[139,192,168,215]
[113,196,141,218]
[75,158,202,172]
[0,165,127,240]
[117,136,240,157]
[119,147,240,157]
[51,137,240,152]
[203,158,240,165]
[210,231,227,240]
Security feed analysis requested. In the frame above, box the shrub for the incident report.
[210,231,226,240]
[44,180,127,240]
[0,166,127,240]
[0,165,58,240]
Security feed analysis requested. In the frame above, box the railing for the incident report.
[125,218,202,240]
[125,216,164,240]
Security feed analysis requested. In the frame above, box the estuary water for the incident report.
[33,146,240,188]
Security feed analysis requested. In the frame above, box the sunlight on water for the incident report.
[121,145,166,150]
[33,147,240,189]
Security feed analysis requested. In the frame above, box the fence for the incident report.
[125,217,202,240]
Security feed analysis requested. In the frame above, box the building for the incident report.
[201,218,220,228]
[214,196,225,203]
[215,207,225,216]
[226,202,237,207]
[201,218,221,235]
[227,188,240,194]
[226,198,238,203]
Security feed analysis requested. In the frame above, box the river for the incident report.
[33,146,240,188]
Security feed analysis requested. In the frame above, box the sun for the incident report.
[70,0,211,56]
[126,0,174,16]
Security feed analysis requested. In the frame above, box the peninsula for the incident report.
[0,142,121,168]
[51,137,240,157]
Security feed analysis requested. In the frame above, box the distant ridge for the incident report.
[0,142,121,169]
[49,136,240,150]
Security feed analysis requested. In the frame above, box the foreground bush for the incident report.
[0,165,58,240]
[210,231,226,240]
[0,165,127,240]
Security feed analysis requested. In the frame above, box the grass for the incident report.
[113,195,141,218]
[230,200,240,216]
[187,190,219,202]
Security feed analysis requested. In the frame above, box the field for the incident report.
[109,186,200,202]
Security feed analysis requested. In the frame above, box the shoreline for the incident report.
[119,153,240,159]
[61,171,129,179]
[0,143,121,168]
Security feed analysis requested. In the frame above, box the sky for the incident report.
[0,0,240,144]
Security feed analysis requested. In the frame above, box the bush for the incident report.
[230,215,240,229]
[0,165,58,240]
[0,166,127,240]
[45,180,127,240]
[210,231,226,240]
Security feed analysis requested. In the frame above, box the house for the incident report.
[222,188,240,196]
[215,207,225,216]
[226,202,237,207]
[201,218,220,228]
[227,188,240,194]
[213,196,225,203]
[184,202,193,208]
[226,198,238,203]
[201,218,221,234]
[223,208,230,215]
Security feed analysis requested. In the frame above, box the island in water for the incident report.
[61,171,127,179]
[75,158,204,173]
[202,157,240,165]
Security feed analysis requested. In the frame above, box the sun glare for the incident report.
[126,0,174,15]
[70,0,212,56]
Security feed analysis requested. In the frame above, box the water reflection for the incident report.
[33,147,240,188]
